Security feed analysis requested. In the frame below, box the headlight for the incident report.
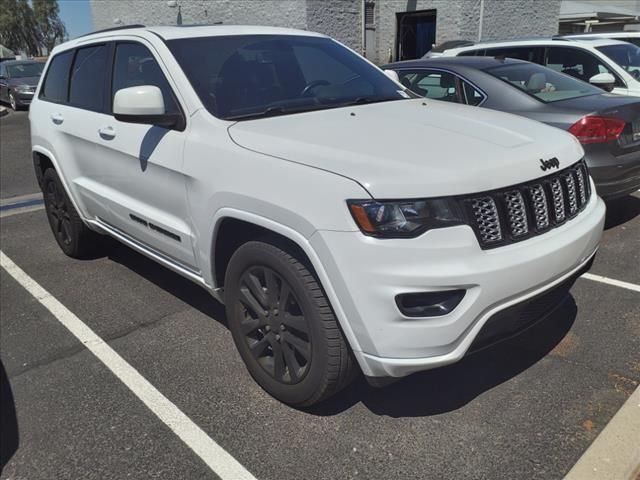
[14,85,33,93]
[347,198,465,238]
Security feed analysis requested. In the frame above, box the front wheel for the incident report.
[225,240,357,407]
[8,92,18,111]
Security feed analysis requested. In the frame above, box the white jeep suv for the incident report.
[30,25,605,406]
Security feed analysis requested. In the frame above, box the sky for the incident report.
[58,0,94,39]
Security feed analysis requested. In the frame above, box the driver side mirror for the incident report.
[589,73,615,92]
[113,85,184,130]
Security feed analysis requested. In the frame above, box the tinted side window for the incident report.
[69,45,108,111]
[462,81,484,105]
[112,43,179,114]
[458,49,483,56]
[545,46,623,87]
[397,69,463,103]
[40,50,73,103]
[485,47,543,63]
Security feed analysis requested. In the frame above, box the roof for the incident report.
[385,56,528,70]
[1,59,44,65]
[72,24,325,44]
[560,0,640,20]
[441,36,629,55]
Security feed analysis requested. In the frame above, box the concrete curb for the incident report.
[565,385,640,480]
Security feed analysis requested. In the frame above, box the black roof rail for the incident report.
[77,24,146,38]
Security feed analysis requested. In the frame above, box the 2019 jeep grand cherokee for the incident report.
[30,25,605,406]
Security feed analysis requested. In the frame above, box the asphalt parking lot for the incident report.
[1,109,639,480]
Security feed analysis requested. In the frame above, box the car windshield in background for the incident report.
[597,43,640,79]
[167,35,408,120]
[484,62,603,103]
[7,62,44,78]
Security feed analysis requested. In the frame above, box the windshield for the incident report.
[597,43,640,80]
[484,62,603,103]
[167,35,408,120]
[7,62,44,78]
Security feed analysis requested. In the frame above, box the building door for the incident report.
[396,10,437,61]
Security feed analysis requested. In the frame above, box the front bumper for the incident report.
[310,193,605,378]
[14,91,34,105]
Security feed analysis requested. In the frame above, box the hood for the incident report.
[8,76,40,87]
[228,98,584,198]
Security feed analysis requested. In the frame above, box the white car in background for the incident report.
[561,31,640,48]
[430,37,640,97]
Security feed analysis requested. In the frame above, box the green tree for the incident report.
[33,0,67,55]
[0,0,65,56]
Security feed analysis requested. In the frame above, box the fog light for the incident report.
[396,289,466,317]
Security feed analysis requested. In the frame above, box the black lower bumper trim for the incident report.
[468,254,595,354]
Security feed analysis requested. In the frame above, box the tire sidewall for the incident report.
[42,169,80,256]
[9,92,17,111]
[225,242,331,406]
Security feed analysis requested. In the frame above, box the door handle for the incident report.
[51,113,64,125]
[98,126,116,140]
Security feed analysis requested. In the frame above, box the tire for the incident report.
[42,168,104,258]
[225,240,357,407]
[8,92,18,111]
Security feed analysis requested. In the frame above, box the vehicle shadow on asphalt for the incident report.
[0,359,19,475]
[310,298,578,417]
[604,194,640,230]
[106,241,228,325]
[101,237,578,419]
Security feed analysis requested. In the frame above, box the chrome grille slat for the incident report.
[471,197,502,243]
[504,190,528,237]
[575,167,587,206]
[529,184,549,230]
[550,178,566,222]
[466,160,590,249]
[564,174,578,215]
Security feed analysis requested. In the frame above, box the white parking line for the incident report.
[0,251,257,480]
[581,273,640,293]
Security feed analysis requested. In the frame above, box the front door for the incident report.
[77,40,197,269]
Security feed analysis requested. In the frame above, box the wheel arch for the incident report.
[210,209,364,354]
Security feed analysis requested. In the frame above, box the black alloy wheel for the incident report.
[238,265,311,384]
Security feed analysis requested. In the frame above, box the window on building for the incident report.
[40,50,74,103]
[112,42,179,114]
[69,45,108,111]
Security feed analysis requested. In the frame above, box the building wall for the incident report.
[90,0,308,31]
[374,0,561,63]
[90,0,561,64]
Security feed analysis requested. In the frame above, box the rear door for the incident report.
[87,40,196,268]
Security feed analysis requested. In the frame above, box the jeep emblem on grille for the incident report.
[539,157,560,171]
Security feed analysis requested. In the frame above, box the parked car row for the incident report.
[27,25,634,407]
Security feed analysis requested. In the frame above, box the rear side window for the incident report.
[458,49,483,56]
[484,46,544,63]
[545,46,623,87]
[40,51,73,103]
[397,69,464,103]
[69,44,108,111]
[111,42,179,114]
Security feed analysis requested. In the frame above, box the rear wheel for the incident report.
[225,240,357,406]
[42,168,104,258]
